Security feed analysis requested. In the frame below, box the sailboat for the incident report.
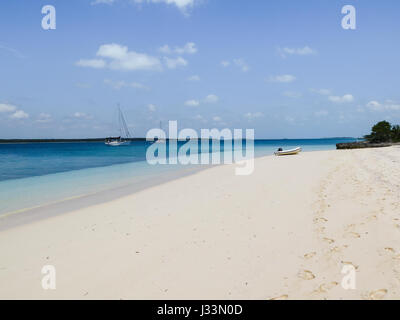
[105,106,131,146]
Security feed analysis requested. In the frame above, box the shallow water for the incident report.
[0,138,355,215]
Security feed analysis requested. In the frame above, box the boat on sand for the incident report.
[274,147,302,156]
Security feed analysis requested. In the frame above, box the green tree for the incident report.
[365,121,392,143]
[392,125,400,142]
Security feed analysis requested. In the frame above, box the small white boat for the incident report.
[274,147,302,156]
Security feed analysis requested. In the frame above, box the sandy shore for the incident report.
[0,147,399,300]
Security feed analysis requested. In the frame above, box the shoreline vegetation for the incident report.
[337,120,400,150]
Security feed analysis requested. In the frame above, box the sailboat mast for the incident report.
[118,106,122,137]
[118,105,131,139]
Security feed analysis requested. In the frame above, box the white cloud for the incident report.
[212,116,222,122]
[204,94,219,104]
[285,116,295,123]
[104,79,149,90]
[101,44,161,71]
[36,113,52,123]
[0,103,29,120]
[0,103,17,113]
[269,74,296,83]
[159,42,197,55]
[244,112,263,120]
[97,43,128,60]
[315,110,329,117]
[366,100,400,111]
[328,94,354,103]
[73,112,93,120]
[75,59,106,69]
[366,100,381,110]
[283,91,302,98]
[9,110,29,119]
[148,104,156,112]
[187,75,200,81]
[164,56,188,69]
[221,60,230,67]
[313,89,353,104]
[134,0,197,14]
[159,45,171,54]
[91,0,115,5]
[233,59,249,72]
[278,46,317,58]
[185,99,200,107]
[176,42,197,54]
[184,94,219,106]
[311,88,331,95]
[220,59,249,72]
[77,43,162,71]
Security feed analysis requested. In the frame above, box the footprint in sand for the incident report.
[304,252,317,259]
[298,270,316,280]
[314,217,328,224]
[316,226,326,233]
[330,245,348,253]
[368,289,388,300]
[345,231,361,239]
[330,246,341,253]
[323,237,335,244]
[345,224,356,231]
[341,261,359,270]
[317,281,339,293]
[269,294,288,300]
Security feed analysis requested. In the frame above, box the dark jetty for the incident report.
[336,141,394,150]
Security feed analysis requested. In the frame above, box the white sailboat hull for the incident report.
[105,141,130,146]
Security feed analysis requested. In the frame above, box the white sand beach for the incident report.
[0,147,399,300]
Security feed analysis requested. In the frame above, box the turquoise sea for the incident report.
[0,138,355,216]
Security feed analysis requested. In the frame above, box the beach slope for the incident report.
[0,147,399,299]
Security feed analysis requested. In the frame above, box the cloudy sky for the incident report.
[0,0,399,139]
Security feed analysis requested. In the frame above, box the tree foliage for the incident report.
[365,121,400,143]
[392,125,400,142]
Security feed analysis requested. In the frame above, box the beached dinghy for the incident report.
[274,147,302,156]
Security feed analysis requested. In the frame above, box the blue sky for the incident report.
[0,0,399,139]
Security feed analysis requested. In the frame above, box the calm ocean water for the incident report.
[0,138,355,215]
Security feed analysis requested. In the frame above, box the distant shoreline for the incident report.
[0,137,356,144]
[0,138,146,144]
